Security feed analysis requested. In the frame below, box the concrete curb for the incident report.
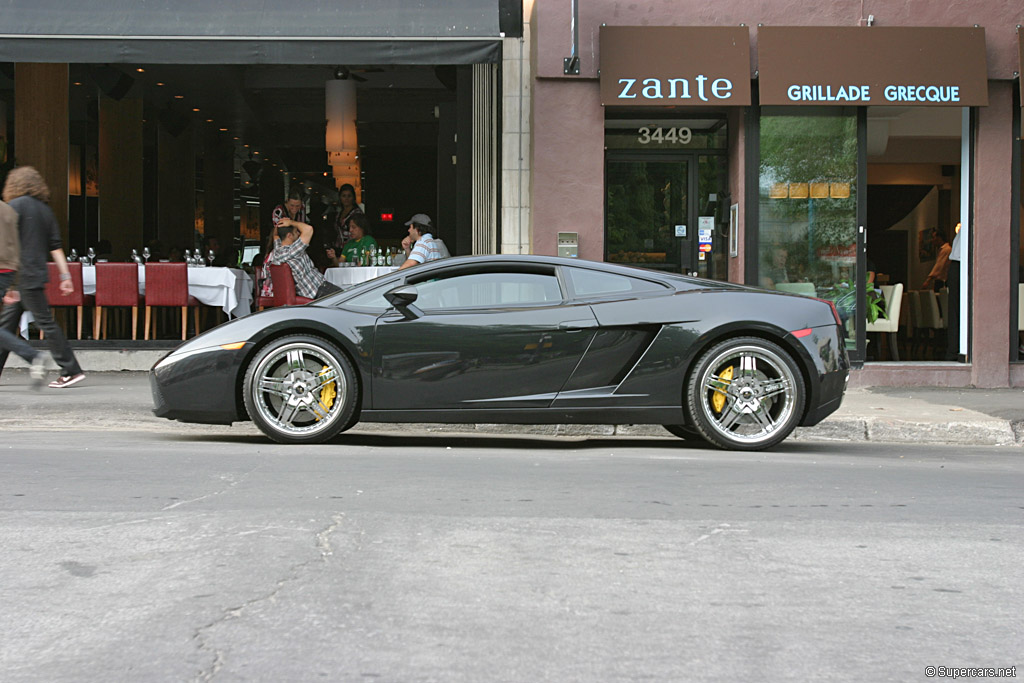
[356,419,1023,447]
[6,349,166,372]
[793,418,1019,447]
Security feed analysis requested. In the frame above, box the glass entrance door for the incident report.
[605,154,729,280]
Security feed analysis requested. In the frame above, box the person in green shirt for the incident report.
[328,214,378,266]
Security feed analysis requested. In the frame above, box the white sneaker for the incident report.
[29,355,46,390]
[48,373,85,389]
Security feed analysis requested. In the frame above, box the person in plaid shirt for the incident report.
[260,191,308,300]
[269,217,341,300]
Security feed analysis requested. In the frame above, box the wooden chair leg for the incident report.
[193,307,200,338]
[94,306,102,340]
[76,305,83,340]
[181,306,187,340]
[131,306,138,341]
[145,306,152,341]
[889,331,900,362]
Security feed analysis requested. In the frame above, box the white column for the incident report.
[500,15,532,255]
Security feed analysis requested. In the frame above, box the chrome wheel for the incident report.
[244,336,357,443]
[687,338,804,450]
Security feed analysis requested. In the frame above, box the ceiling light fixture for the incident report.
[325,76,361,197]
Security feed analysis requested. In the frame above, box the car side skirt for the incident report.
[359,407,685,425]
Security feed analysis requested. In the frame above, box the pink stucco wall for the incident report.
[970,82,1015,387]
[535,1,1022,80]
[531,78,605,261]
[727,108,746,283]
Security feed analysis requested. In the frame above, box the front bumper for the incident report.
[150,344,248,424]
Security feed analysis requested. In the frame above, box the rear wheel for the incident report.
[686,337,805,451]
[243,335,359,444]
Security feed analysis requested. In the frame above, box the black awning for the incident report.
[0,0,503,64]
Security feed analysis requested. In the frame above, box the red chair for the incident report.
[94,263,142,340]
[257,264,313,310]
[144,263,201,340]
[43,262,94,340]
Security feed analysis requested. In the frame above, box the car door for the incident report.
[371,265,598,411]
[552,265,678,406]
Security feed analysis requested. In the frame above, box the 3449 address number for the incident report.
[637,127,693,145]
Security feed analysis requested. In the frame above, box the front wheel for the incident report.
[686,337,805,451]
[243,335,359,444]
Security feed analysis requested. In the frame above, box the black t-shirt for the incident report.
[7,195,62,289]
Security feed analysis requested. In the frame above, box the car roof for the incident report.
[407,254,749,291]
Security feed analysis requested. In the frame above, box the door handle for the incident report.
[558,319,598,331]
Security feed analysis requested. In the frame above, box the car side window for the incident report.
[566,267,666,298]
[415,271,562,310]
[343,283,394,311]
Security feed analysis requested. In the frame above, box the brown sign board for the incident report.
[759,26,988,107]
[600,26,751,107]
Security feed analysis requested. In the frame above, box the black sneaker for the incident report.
[48,373,85,389]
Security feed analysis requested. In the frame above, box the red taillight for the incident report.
[814,297,843,327]
[791,328,813,338]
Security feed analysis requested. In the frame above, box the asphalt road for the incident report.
[1,426,1021,683]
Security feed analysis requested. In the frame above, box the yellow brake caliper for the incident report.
[316,366,336,420]
[712,365,734,413]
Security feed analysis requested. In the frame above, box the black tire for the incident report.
[243,334,359,444]
[663,424,705,441]
[686,336,805,451]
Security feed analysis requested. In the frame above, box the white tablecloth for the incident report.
[325,266,397,288]
[81,265,254,318]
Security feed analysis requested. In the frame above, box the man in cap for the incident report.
[399,213,447,270]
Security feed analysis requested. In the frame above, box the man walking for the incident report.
[0,167,85,388]
[0,196,47,388]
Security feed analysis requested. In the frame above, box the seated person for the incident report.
[268,217,341,300]
[327,214,378,266]
[399,213,446,270]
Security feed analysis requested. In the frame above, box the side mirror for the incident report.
[384,285,422,320]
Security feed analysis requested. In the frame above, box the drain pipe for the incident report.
[563,0,580,74]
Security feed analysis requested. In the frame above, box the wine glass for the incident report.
[68,248,78,263]
[207,249,216,268]
[142,247,150,263]
[184,249,192,266]
[131,248,140,264]
[86,247,96,266]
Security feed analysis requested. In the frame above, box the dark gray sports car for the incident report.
[151,255,849,450]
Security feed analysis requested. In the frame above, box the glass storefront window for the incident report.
[759,109,858,348]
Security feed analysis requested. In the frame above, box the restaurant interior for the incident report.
[864,105,963,361]
[0,61,478,341]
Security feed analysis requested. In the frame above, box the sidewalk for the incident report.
[1,369,1021,446]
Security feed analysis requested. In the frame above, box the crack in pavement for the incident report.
[162,464,264,511]
[191,512,346,682]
